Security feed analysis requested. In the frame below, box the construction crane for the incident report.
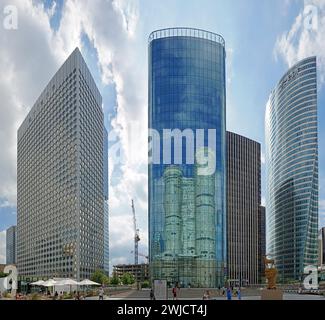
[131,251,148,263]
[131,199,140,265]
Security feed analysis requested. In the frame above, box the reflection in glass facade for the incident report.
[265,57,319,281]
[148,28,226,287]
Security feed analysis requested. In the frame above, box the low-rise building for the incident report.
[113,264,149,283]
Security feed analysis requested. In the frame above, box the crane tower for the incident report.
[131,199,140,265]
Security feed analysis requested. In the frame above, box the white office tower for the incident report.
[17,48,108,281]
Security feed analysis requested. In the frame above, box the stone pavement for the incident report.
[84,288,325,301]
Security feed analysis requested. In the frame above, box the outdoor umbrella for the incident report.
[41,279,57,296]
[78,279,101,296]
[56,279,78,286]
[55,279,78,294]
[78,279,101,286]
[30,280,45,286]
[42,279,57,287]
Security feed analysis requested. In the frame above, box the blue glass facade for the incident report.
[265,57,318,281]
[148,28,226,287]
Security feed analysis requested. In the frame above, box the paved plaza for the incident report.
[85,288,325,301]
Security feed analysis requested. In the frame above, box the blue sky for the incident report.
[0,0,324,265]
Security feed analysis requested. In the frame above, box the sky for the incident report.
[0,0,325,267]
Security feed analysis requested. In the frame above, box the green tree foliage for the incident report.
[90,269,109,285]
[141,280,150,288]
[110,275,120,286]
[121,272,135,285]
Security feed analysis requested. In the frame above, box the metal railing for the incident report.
[148,27,225,47]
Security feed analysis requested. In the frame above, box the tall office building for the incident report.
[6,226,16,265]
[319,227,325,266]
[226,131,261,285]
[17,48,108,281]
[148,28,227,287]
[258,206,266,282]
[103,128,109,275]
[265,57,318,281]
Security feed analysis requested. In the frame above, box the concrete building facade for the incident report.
[17,48,108,281]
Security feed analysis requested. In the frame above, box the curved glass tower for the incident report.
[265,57,318,282]
[148,28,226,287]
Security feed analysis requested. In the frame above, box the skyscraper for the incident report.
[258,206,266,282]
[319,227,325,266]
[6,226,16,265]
[226,131,261,285]
[148,28,226,287]
[17,48,108,281]
[265,57,318,282]
[103,128,109,275]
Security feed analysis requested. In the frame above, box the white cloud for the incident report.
[319,200,325,228]
[226,47,234,85]
[261,151,266,165]
[0,0,62,206]
[0,199,10,208]
[274,0,325,84]
[55,0,148,266]
[0,231,6,264]
[0,0,147,269]
[319,199,325,214]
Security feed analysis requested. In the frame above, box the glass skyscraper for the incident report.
[265,57,318,281]
[148,28,226,288]
[17,48,109,281]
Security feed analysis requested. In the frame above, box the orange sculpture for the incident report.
[264,255,277,289]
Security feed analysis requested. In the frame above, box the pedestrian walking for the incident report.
[226,287,232,300]
[150,289,155,300]
[172,286,178,300]
[99,287,104,300]
[202,290,211,300]
[237,288,241,300]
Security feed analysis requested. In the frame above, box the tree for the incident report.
[91,269,109,285]
[121,272,135,285]
[110,275,120,286]
[141,280,150,288]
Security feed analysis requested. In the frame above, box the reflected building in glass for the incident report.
[265,57,318,281]
[148,28,226,287]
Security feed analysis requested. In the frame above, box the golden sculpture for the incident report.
[264,255,277,289]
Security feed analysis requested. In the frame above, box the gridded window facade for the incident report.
[227,132,261,285]
[148,28,226,288]
[17,48,107,281]
[318,228,325,266]
[6,226,16,265]
[265,57,318,281]
[258,206,266,282]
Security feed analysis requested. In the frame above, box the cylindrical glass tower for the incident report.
[265,57,318,282]
[148,28,226,287]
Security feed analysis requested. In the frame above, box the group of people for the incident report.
[52,290,85,300]
[149,283,181,300]
[220,286,241,300]
[203,288,241,300]
[149,283,242,300]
